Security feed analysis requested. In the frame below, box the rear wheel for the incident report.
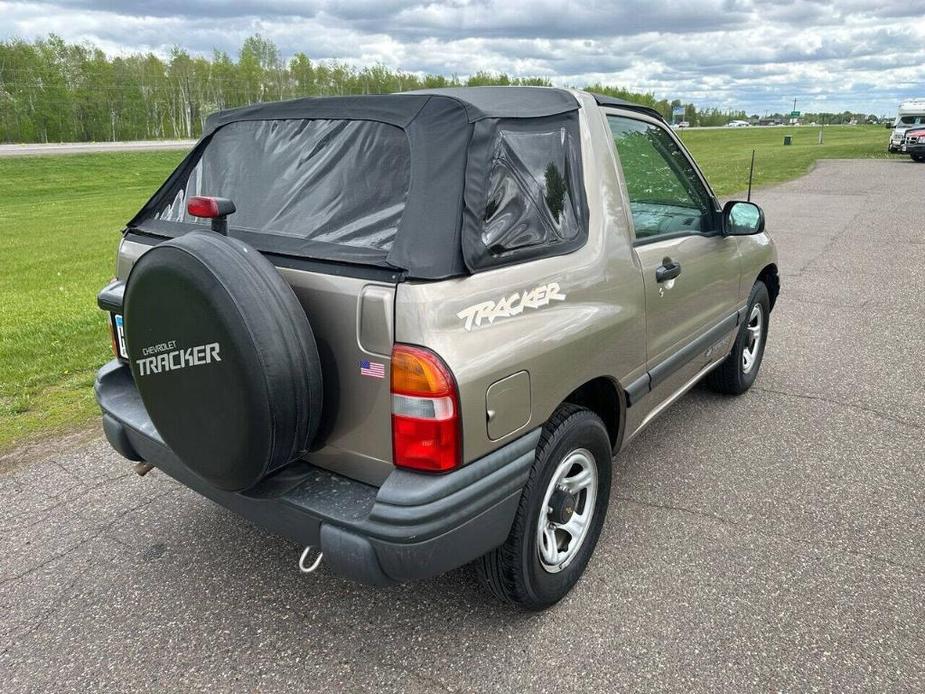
[912,154,925,162]
[477,405,611,610]
[705,281,770,395]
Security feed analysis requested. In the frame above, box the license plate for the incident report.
[901,144,907,152]
[110,313,128,359]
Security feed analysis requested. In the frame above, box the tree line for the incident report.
[1,34,750,143]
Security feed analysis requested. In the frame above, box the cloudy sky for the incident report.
[3,0,924,115]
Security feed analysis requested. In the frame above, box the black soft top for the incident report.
[130,88,589,279]
[203,87,581,134]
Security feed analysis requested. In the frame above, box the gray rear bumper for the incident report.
[95,359,539,586]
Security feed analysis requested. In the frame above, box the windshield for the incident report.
[149,119,411,252]
[898,115,925,126]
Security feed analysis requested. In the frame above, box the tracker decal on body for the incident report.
[457,282,566,331]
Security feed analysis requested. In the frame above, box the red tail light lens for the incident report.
[391,344,460,472]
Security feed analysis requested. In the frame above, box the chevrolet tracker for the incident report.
[95,87,779,609]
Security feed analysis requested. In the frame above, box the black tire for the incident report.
[477,404,612,610]
[705,281,770,395]
[912,155,924,163]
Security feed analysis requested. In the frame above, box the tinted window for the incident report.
[152,119,410,251]
[607,115,713,241]
[481,126,583,255]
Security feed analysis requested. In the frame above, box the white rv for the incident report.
[889,99,925,152]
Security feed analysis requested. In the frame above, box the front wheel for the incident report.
[705,281,770,395]
[476,405,611,610]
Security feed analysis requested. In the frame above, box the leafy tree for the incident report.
[0,33,771,143]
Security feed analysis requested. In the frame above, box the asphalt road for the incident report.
[2,159,923,692]
[0,141,194,157]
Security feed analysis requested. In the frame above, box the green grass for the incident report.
[679,124,896,195]
[0,125,900,450]
[0,152,184,449]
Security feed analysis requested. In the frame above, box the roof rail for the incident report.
[589,93,667,123]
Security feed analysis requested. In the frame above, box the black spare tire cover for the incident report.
[123,231,323,491]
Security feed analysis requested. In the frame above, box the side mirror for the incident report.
[723,200,765,236]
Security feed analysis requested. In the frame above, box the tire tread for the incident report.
[705,280,770,395]
[477,404,602,608]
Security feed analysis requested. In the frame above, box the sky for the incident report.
[2,0,924,115]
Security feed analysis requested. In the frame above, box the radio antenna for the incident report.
[747,149,756,202]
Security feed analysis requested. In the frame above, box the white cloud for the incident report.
[2,0,923,114]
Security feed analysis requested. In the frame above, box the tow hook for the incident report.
[299,546,324,573]
[134,462,155,476]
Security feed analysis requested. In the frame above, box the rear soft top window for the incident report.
[151,119,410,252]
[128,90,587,279]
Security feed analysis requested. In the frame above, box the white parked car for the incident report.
[726,120,750,128]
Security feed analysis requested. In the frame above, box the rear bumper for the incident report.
[95,359,539,586]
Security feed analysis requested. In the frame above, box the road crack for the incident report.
[750,386,920,430]
[616,496,925,579]
[0,486,179,589]
[2,470,141,531]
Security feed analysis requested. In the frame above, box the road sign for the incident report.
[672,106,685,116]
[790,110,801,117]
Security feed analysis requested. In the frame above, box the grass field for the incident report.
[0,125,898,450]
[679,124,894,194]
[0,152,185,450]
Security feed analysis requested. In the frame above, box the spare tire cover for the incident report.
[123,231,323,491]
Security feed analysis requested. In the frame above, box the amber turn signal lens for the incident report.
[391,344,454,397]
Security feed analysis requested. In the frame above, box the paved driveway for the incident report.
[2,159,923,692]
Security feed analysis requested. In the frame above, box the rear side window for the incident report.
[481,127,584,255]
[154,119,410,251]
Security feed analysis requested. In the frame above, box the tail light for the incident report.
[390,344,461,472]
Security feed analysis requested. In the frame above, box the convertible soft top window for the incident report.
[481,126,583,256]
[152,119,410,252]
[128,89,588,279]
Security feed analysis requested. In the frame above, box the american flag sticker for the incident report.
[360,359,386,379]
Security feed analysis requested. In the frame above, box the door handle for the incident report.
[656,260,682,282]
